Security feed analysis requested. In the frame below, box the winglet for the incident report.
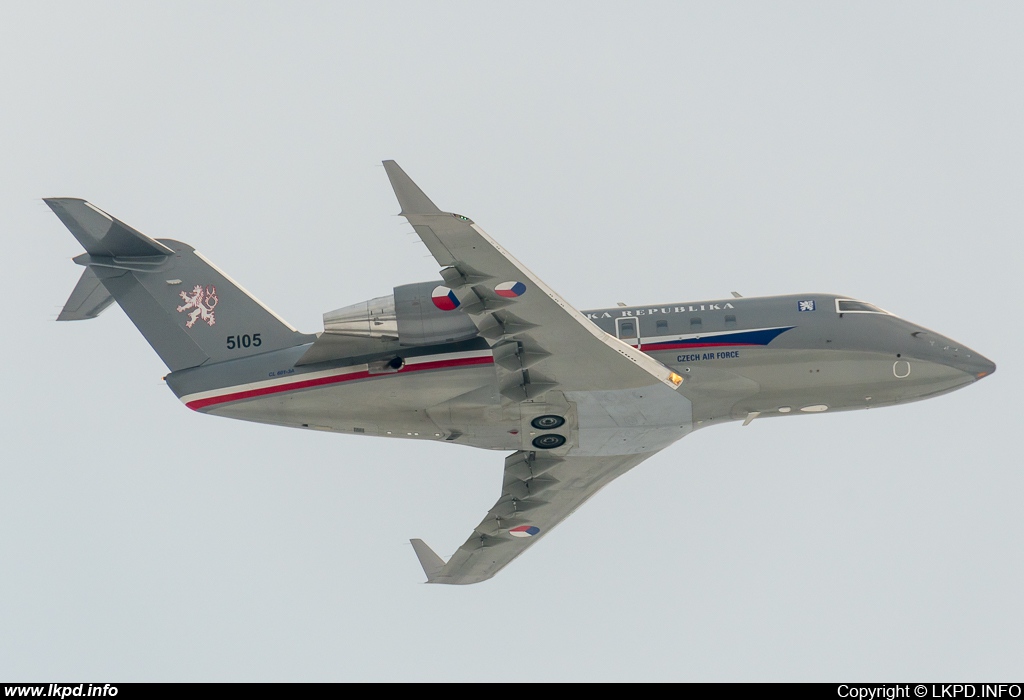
[382,161,443,216]
[409,539,447,582]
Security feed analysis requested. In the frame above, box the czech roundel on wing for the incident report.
[494,281,527,298]
[509,525,540,538]
[431,285,460,311]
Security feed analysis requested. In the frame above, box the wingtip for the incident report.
[409,538,447,581]
[382,161,444,216]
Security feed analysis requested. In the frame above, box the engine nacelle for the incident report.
[393,281,479,346]
[320,281,479,348]
[323,294,398,340]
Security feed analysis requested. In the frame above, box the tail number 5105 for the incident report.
[227,333,262,350]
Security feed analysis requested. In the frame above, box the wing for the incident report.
[384,161,693,584]
[383,161,684,395]
[411,450,654,585]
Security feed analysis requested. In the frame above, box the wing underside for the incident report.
[383,161,692,584]
[411,450,653,584]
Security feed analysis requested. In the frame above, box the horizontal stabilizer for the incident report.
[409,539,446,582]
[58,267,114,321]
[44,198,174,258]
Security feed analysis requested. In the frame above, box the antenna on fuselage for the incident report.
[731,292,743,298]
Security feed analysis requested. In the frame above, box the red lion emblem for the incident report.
[176,284,218,328]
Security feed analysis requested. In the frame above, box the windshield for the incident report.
[835,299,889,314]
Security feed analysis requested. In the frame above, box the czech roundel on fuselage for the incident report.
[431,285,461,311]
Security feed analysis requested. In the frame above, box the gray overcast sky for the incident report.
[1,2,1021,681]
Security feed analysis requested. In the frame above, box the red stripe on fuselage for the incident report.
[185,355,494,411]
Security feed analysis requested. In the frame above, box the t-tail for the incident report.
[48,198,315,371]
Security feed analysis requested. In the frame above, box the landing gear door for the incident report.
[615,316,639,348]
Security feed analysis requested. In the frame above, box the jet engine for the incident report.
[299,281,481,365]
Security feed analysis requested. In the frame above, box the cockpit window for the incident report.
[835,299,889,314]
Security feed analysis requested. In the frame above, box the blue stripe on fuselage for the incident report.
[639,326,794,351]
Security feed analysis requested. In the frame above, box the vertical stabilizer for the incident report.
[48,198,315,370]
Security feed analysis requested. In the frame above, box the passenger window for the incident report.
[725,314,737,328]
[690,317,702,331]
[618,320,637,340]
[656,320,669,334]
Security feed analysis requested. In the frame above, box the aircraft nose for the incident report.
[909,327,994,380]
[973,355,996,380]
[945,347,995,380]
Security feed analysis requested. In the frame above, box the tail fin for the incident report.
[48,198,315,371]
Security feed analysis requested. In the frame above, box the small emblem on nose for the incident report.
[798,300,816,312]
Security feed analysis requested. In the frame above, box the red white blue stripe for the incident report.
[178,349,493,411]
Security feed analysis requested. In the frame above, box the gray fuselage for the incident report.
[164,292,995,451]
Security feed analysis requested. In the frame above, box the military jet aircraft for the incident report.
[49,161,996,584]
